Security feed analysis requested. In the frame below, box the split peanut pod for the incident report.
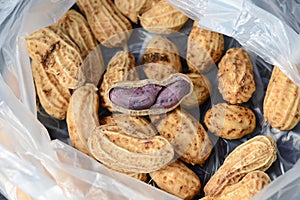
[150,160,201,200]
[263,66,300,130]
[26,27,85,89]
[100,51,139,111]
[76,0,132,48]
[154,108,212,165]
[31,60,71,120]
[218,48,256,104]
[204,103,256,140]
[108,73,193,116]
[66,84,99,155]
[88,125,174,173]
[140,0,189,34]
[142,35,182,80]
[204,135,277,197]
[187,21,224,73]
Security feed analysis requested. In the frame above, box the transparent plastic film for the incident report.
[168,0,300,86]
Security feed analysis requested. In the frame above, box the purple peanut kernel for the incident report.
[152,80,191,109]
[109,84,162,110]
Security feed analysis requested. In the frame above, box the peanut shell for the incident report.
[115,0,159,23]
[204,103,256,140]
[140,0,189,34]
[31,60,71,120]
[100,51,139,111]
[76,0,132,48]
[181,73,212,108]
[187,21,224,73]
[100,114,157,138]
[26,27,85,89]
[150,160,201,200]
[204,135,277,197]
[218,48,256,104]
[66,84,99,155]
[108,73,193,116]
[263,66,300,130]
[87,125,174,173]
[154,108,212,165]
[56,9,98,59]
[142,35,182,80]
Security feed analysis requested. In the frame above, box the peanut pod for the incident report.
[67,84,99,155]
[108,73,193,116]
[150,160,201,200]
[32,60,71,120]
[218,48,256,104]
[140,0,189,34]
[154,108,212,165]
[204,103,256,140]
[77,0,132,48]
[204,135,277,197]
[88,125,174,173]
[263,66,300,130]
[142,35,182,80]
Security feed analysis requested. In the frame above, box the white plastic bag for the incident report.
[168,0,300,86]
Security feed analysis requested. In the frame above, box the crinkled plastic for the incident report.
[1,0,300,199]
[168,0,300,86]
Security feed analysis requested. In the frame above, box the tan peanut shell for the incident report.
[100,51,138,111]
[263,66,300,130]
[76,0,132,48]
[204,103,256,140]
[208,171,271,200]
[154,108,212,165]
[150,160,201,200]
[26,27,85,89]
[66,84,99,155]
[218,48,256,104]
[87,125,174,173]
[115,0,159,23]
[187,21,224,73]
[108,73,193,116]
[142,35,182,80]
[204,135,277,197]
[140,0,189,34]
[31,60,71,120]
[181,73,212,108]
[56,9,98,59]
[100,114,157,138]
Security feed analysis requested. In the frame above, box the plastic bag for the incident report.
[0,0,300,199]
[168,0,300,86]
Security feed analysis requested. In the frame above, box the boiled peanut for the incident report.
[204,103,256,140]
[263,66,300,130]
[88,125,174,173]
[77,0,132,48]
[150,160,201,200]
[187,21,224,73]
[218,48,256,104]
[140,0,189,34]
[66,84,99,155]
[142,35,182,80]
[204,135,277,197]
[31,60,71,120]
[108,73,192,116]
[154,108,212,165]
